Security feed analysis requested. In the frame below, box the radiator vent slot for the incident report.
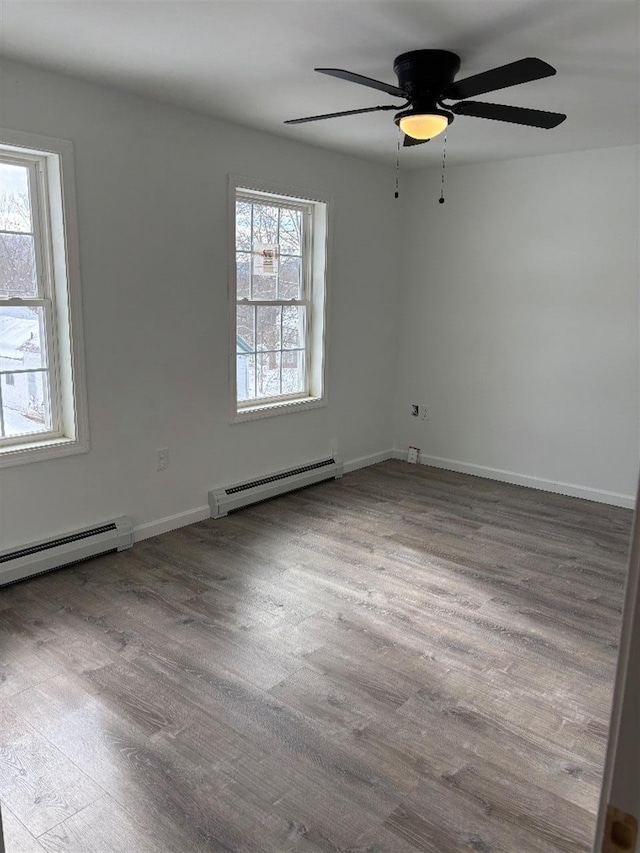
[225,458,336,495]
[210,456,343,518]
[0,523,118,564]
[0,516,133,586]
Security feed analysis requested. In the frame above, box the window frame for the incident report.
[235,191,312,407]
[0,150,63,445]
[0,129,89,467]
[228,175,329,423]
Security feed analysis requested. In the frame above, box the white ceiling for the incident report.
[2,1,638,167]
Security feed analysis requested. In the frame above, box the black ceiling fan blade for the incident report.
[403,135,430,147]
[446,58,556,100]
[315,68,404,98]
[451,100,566,128]
[284,104,399,125]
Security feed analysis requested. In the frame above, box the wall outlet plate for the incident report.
[407,446,420,464]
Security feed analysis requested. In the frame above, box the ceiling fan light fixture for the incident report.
[396,108,452,140]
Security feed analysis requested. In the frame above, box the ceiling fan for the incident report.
[285,50,567,146]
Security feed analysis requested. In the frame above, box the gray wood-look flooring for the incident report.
[0,461,632,852]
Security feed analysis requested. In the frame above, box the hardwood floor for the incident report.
[0,461,632,852]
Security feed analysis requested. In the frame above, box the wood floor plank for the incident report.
[184,570,324,627]
[36,796,159,853]
[0,704,104,837]
[0,802,46,853]
[0,461,631,851]
[267,665,382,737]
[80,656,198,738]
[0,635,59,702]
[6,678,261,853]
[383,763,593,853]
[103,596,304,690]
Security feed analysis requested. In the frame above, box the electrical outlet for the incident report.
[421,406,428,421]
[407,446,420,464]
[157,447,169,471]
[411,404,419,417]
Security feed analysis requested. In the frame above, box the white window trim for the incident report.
[227,174,330,424]
[0,129,89,467]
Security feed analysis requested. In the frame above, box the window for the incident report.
[0,131,88,465]
[230,177,328,421]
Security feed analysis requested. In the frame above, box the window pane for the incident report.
[236,304,255,352]
[252,204,279,245]
[279,256,301,299]
[236,200,251,250]
[252,274,278,300]
[0,305,47,371]
[236,253,250,299]
[279,208,302,255]
[256,351,281,399]
[0,162,32,233]
[0,233,37,297]
[281,350,306,396]
[2,370,52,437]
[282,305,306,350]
[236,354,255,401]
[256,305,281,352]
[234,190,319,410]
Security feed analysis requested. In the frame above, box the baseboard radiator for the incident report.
[0,516,134,586]
[209,456,343,519]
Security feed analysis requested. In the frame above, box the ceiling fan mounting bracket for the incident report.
[393,50,461,100]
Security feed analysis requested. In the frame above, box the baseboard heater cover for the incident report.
[0,516,134,586]
[209,456,343,518]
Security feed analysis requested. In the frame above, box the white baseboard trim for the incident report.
[343,449,394,474]
[133,506,210,543]
[391,449,635,509]
[132,450,395,544]
[131,446,631,545]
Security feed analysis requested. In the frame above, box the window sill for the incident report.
[0,435,89,467]
[233,396,326,423]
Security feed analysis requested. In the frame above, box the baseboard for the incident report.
[132,450,394,543]
[391,449,635,509]
[343,449,394,474]
[133,506,210,543]
[131,447,631,544]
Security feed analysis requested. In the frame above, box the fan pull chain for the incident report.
[439,129,448,204]
[395,130,401,199]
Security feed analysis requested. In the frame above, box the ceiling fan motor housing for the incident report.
[393,50,461,101]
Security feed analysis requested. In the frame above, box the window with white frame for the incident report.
[231,179,328,419]
[0,132,88,465]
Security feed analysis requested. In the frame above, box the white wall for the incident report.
[2,57,637,551]
[394,146,639,503]
[0,59,400,548]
